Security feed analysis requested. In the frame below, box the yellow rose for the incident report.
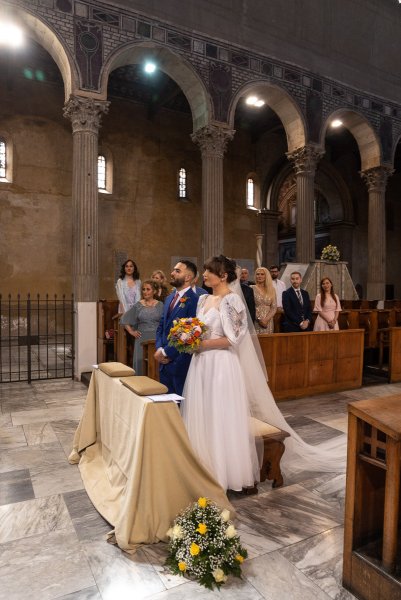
[221,509,230,522]
[196,523,207,535]
[197,497,207,508]
[178,561,186,572]
[212,568,227,583]
[225,524,237,539]
[190,542,200,556]
[235,554,244,563]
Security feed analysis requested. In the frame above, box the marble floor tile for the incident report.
[313,414,348,434]
[0,529,95,600]
[147,577,264,599]
[285,415,344,445]
[11,405,84,426]
[243,550,331,600]
[0,493,74,544]
[0,413,12,429]
[0,441,67,474]
[0,425,27,450]
[63,489,111,542]
[0,468,35,506]
[23,422,58,445]
[55,587,102,600]
[30,463,84,497]
[1,395,47,414]
[82,540,166,600]
[236,484,342,546]
[280,526,357,599]
[142,542,187,590]
[235,519,284,558]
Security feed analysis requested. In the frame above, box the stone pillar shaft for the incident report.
[192,125,234,263]
[361,167,393,300]
[64,95,109,301]
[287,146,324,263]
[259,209,281,267]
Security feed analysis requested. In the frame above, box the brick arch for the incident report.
[100,42,212,131]
[227,81,307,153]
[321,109,382,171]
[11,7,79,100]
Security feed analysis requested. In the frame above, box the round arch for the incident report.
[320,109,382,171]
[7,7,79,100]
[227,81,307,153]
[100,42,212,131]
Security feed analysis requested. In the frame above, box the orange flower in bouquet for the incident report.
[168,317,207,354]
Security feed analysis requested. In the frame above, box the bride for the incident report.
[182,255,346,492]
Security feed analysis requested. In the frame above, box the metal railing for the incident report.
[0,294,74,383]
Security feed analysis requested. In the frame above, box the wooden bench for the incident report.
[251,417,289,488]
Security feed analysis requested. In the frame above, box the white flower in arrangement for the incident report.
[179,333,189,342]
[225,524,237,539]
[321,244,340,262]
[212,568,228,583]
[171,524,184,539]
[221,509,230,522]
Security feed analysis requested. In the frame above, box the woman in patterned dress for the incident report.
[251,267,277,333]
[115,259,142,314]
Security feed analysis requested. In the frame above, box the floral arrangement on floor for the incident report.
[168,317,207,354]
[166,497,247,590]
[321,244,340,262]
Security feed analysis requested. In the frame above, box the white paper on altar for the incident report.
[147,393,184,403]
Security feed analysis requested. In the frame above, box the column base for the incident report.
[74,302,97,379]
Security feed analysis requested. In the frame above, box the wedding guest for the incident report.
[313,277,341,331]
[251,267,277,333]
[121,280,163,375]
[240,267,254,286]
[155,260,199,395]
[151,269,170,303]
[115,259,141,314]
[282,272,312,332]
[269,264,286,309]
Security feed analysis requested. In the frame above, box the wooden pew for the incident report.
[97,300,118,363]
[378,327,401,382]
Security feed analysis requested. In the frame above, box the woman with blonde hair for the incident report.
[251,267,277,333]
[151,269,169,303]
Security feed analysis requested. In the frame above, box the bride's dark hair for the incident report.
[204,255,237,283]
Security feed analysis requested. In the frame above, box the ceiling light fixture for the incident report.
[245,95,265,107]
[144,62,156,74]
[331,119,343,128]
[0,21,24,48]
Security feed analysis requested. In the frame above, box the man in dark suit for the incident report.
[282,271,312,332]
[155,260,199,395]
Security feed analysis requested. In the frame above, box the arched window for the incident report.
[0,139,6,180]
[246,177,255,208]
[98,155,106,191]
[178,167,187,200]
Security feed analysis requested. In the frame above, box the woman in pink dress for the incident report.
[313,277,341,331]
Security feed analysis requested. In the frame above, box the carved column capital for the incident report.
[63,95,110,134]
[286,145,324,175]
[191,124,235,158]
[360,166,394,193]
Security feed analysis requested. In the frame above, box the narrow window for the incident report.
[98,155,106,191]
[246,177,255,208]
[178,167,187,199]
[0,140,6,179]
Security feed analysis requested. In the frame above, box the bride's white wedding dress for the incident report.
[182,292,260,491]
[182,290,346,492]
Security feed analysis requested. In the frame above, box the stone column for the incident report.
[255,233,263,268]
[360,166,393,300]
[258,209,281,267]
[191,125,234,263]
[287,146,324,263]
[64,95,109,301]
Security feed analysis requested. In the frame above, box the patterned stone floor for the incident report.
[1,377,400,599]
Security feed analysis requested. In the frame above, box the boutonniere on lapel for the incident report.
[179,296,189,308]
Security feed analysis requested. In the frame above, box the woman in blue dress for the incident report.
[121,280,163,374]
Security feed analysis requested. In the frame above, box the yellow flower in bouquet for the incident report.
[168,317,207,354]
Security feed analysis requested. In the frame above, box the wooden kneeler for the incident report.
[251,418,290,488]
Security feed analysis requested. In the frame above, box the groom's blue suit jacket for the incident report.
[155,287,199,395]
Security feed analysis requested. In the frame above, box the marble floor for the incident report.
[1,378,400,600]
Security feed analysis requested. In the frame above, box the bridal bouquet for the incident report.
[166,497,247,590]
[321,244,340,262]
[168,317,207,353]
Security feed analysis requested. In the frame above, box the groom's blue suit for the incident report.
[155,287,199,395]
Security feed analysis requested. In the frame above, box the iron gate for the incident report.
[0,294,74,383]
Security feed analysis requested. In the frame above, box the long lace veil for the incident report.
[229,274,346,476]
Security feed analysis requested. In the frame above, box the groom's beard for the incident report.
[170,275,185,289]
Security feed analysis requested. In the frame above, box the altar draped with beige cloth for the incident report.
[69,368,233,553]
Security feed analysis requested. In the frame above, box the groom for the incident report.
[155,260,199,395]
